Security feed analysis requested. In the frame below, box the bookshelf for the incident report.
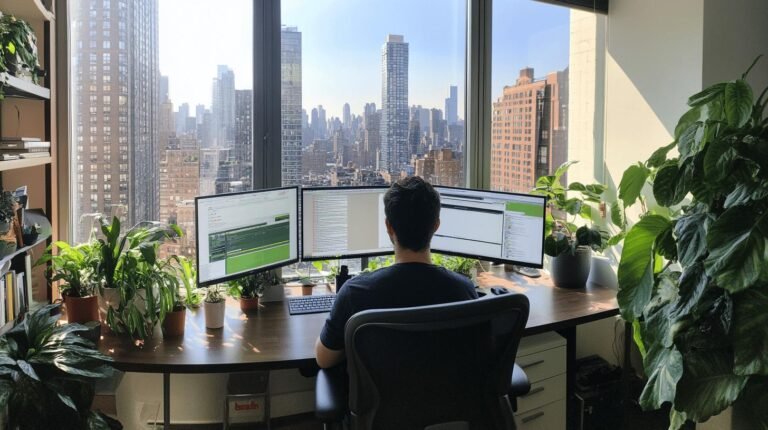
[0,0,57,332]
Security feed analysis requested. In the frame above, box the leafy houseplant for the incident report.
[0,190,18,258]
[38,241,101,324]
[204,286,226,329]
[615,60,768,428]
[22,222,42,245]
[531,161,607,289]
[432,254,479,280]
[0,304,115,429]
[0,13,45,99]
[228,270,280,313]
[160,256,199,338]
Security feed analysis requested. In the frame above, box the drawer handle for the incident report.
[521,386,545,397]
[519,359,545,369]
[521,411,545,424]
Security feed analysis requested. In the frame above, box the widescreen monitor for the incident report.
[196,187,299,286]
[301,186,392,260]
[433,187,546,268]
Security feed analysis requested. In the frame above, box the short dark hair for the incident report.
[384,176,441,251]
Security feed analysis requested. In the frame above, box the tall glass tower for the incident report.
[281,26,303,185]
[380,34,409,174]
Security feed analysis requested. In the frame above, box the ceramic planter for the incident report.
[98,287,122,321]
[205,300,226,329]
[162,307,186,337]
[301,284,314,296]
[239,296,260,314]
[65,294,100,324]
[550,247,591,289]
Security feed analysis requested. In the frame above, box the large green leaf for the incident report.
[617,215,672,321]
[703,137,737,184]
[724,182,768,209]
[732,288,768,375]
[672,263,709,317]
[724,80,754,128]
[638,344,683,410]
[544,234,570,257]
[674,211,710,266]
[675,349,748,421]
[618,163,650,207]
[653,162,690,207]
[704,207,768,292]
[677,122,702,164]
[647,141,677,168]
[610,200,626,229]
[687,83,726,107]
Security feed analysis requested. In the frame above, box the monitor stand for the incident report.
[507,264,542,278]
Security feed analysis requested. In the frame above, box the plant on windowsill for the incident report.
[0,13,46,99]
[204,285,226,329]
[615,58,768,429]
[37,241,101,324]
[531,161,608,289]
[0,190,18,258]
[160,256,199,338]
[0,304,117,429]
[432,253,479,281]
[228,269,281,314]
[311,260,341,286]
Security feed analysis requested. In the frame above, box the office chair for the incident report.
[315,294,531,430]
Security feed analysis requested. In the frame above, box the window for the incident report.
[490,0,600,193]
[281,0,467,189]
[69,0,253,264]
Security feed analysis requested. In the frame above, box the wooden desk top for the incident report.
[98,266,618,373]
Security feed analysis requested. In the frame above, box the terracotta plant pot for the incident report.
[65,295,100,324]
[239,296,260,314]
[301,284,314,296]
[162,307,186,337]
[205,300,226,329]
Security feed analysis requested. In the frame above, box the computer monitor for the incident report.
[301,186,392,260]
[196,187,299,286]
[433,186,546,268]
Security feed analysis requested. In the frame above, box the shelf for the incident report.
[0,156,51,172]
[0,0,54,22]
[1,73,50,100]
[0,209,51,270]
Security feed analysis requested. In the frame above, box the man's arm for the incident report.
[315,338,344,369]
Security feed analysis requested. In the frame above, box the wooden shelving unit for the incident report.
[0,0,57,332]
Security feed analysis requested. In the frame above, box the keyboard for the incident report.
[288,295,336,315]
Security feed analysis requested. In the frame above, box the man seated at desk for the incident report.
[315,176,478,369]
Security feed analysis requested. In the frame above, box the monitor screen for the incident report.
[433,187,546,268]
[301,187,392,260]
[196,187,299,286]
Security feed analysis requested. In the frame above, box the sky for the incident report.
[159,0,570,119]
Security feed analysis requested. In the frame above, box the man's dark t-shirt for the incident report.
[319,262,478,350]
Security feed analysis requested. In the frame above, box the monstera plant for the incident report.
[616,58,768,428]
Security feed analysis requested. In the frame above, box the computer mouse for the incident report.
[490,287,510,295]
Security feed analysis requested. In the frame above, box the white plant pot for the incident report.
[587,256,618,288]
[98,287,121,319]
[260,283,285,303]
[205,300,226,329]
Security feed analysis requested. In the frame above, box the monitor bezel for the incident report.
[300,185,394,262]
[432,185,547,269]
[195,186,301,287]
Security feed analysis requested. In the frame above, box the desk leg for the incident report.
[556,327,576,429]
[163,372,171,429]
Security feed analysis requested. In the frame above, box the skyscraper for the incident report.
[281,27,303,185]
[380,34,409,173]
[160,75,169,103]
[445,85,458,125]
[342,103,351,129]
[176,102,189,136]
[490,67,568,193]
[234,89,253,188]
[212,65,235,147]
[72,0,159,242]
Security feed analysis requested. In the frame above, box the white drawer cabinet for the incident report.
[515,332,566,430]
[516,399,566,430]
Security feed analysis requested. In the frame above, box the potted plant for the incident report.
[37,241,101,324]
[160,256,198,338]
[228,270,280,314]
[0,13,45,98]
[614,60,768,428]
[22,222,41,245]
[204,285,226,329]
[531,161,607,289]
[0,190,18,258]
[95,217,183,340]
[432,253,479,281]
[296,264,316,296]
[0,304,116,429]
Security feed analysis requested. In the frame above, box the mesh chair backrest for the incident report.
[345,294,530,430]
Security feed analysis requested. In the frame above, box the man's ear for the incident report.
[385,218,397,245]
[433,218,441,233]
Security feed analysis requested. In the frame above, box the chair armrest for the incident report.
[510,363,531,397]
[315,367,348,423]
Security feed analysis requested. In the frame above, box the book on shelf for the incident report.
[0,154,20,161]
[0,277,4,325]
[19,152,51,159]
[0,147,50,154]
[4,271,14,322]
[15,272,25,315]
[0,137,41,142]
[24,255,34,309]
[0,141,50,149]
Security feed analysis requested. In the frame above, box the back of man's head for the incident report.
[384,176,441,252]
